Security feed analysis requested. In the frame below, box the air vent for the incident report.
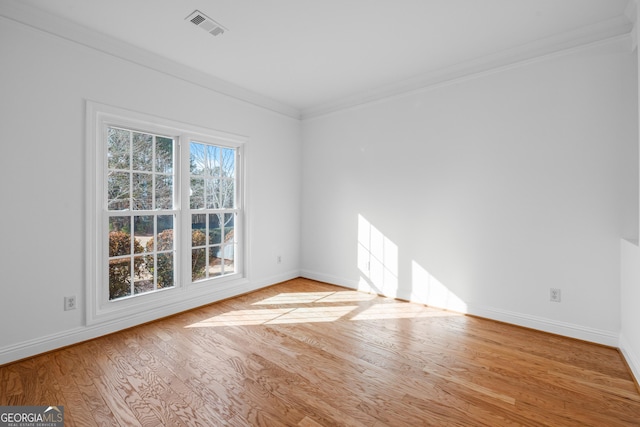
[186,10,227,37]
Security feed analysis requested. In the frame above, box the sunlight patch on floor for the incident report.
[185,305,358,327]
[351,303,462,320]
[186,289,460,328]
[253,292,335,305]
[253,291,376,306]
[267,306,358,324]
[317,291,377,303]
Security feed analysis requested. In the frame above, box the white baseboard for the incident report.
[620,334,640,386]
[300,270,619,347]
[300,269,361,289]
[466,305,619,347]
[0,270,300,365]
[248,269,302,290]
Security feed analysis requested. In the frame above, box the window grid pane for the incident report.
[107,128,175,212]
[189,140,238,283]
[106,126,176,301]
[107,213,176,300]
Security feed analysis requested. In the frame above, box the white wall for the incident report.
[301,37,638,345]
[0,17,301,363]
[620,0,640,385]
[621,239,640,383]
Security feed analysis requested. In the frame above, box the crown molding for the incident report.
[0,0,301,120]
[301,15,634,120]
[1,0,634,123]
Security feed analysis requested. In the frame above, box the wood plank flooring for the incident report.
[1,278,639,426]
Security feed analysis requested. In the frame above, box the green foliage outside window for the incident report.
[145,229,174,289]
[191,230,207,280]
[109,231,145,299]
[144,229,207,283]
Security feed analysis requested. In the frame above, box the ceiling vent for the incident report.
[186,10,227,36]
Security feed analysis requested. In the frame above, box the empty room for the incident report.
[1,0,640,425]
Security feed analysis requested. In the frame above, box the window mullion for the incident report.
[152,135,156,211]
[153,213,158,291]
[128,130,133,219]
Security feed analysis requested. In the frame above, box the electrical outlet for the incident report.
[277,255,282,264]
[550,288,561,303]
[64,296,77,311]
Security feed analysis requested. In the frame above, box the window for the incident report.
[106,127,177,300]
[87,102,245,324]
[189,142,238,281]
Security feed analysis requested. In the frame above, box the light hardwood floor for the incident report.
[1,278,639,426]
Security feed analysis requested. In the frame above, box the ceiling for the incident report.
[7,0,636,117]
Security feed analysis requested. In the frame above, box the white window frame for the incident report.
[185,139,243,284]
[86,101,247,325]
